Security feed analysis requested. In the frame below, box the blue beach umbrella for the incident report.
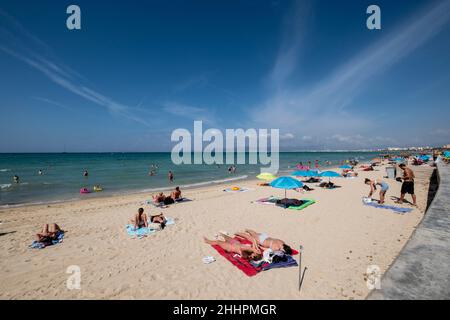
[339,165,352,169]
[291,170,319,177]
[270,176,304,205]
[319,170,341,183]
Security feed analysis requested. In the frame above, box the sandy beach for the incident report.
[0,163,434,300]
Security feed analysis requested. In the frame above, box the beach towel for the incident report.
[147,198,192,207]
[29,231,65,249]
[362,199,413,214]
[210,236,298,277]
[255,196,316,211]
[250,255,298,271]
[223,187,252,193]
[126,217,175,237]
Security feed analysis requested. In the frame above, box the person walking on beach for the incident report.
[396,163,417,206]
[168,171,174,183]
[365,178,389,204]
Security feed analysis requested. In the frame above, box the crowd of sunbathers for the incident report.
[203,229,293,262]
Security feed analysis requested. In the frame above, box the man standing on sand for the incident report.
[396,163,417,206]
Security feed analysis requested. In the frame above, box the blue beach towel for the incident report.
[363,200,413,214]
[29,231,65,249]
[126,217,175,237]
[262,255,298,271]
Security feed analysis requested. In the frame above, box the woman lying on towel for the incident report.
[149,212,167,229]
[153,192,166,203]
[319,181,336,189]
[36,223,64,244]
[342,170,358,177]
[236,229,293,255]
[302,177,320,183]
[203,234,262,261]
[152,192,175,205]
[131,208,148,229]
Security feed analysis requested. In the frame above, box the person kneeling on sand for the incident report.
[36,223,64,244]
[171,186,182,200]
[203,233,262,261]
[131,208,148,230]
[235,229,293,255]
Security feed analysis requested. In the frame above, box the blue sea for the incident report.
[0,152,381,207]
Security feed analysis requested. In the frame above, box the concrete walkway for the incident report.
[368,161,450,299]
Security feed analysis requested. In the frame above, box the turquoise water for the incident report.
[0,152,380,206]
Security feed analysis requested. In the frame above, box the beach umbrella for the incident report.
[270,176,304,206]
[319,170,341,183]
[291,170,319,177]
[256,172,277,181]
[339,165,352,169]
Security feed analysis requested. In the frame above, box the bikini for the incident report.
[258,233,274,249]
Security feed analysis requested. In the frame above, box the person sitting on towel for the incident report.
[235,229,293,255]
[36,223,64,244]
[149,212,167,229]
[203,234,262,261]
[171,186,182,200]
[131,208,148,230]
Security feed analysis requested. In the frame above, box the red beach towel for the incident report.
[210,236,299,277]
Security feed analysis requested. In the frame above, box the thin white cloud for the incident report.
[0,9,151,127]
[268,0,312,89]
[253,0,450,148]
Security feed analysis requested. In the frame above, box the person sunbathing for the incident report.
[302,177,320,183]
[203,234,262,261]
[319,181,335,189]
[36,223,64,244]
[235,229,293,255]
[130,208,148,230]
[171,186,182,200]
[275,198,305,207]
[149,212,167,229]
[342,171,358,177]
[152,192,166,203]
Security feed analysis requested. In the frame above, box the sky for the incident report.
[0,0,449,152]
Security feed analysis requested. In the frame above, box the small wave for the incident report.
[1,183,12,190]
[0,169,11,172]
[0,198,80,209]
